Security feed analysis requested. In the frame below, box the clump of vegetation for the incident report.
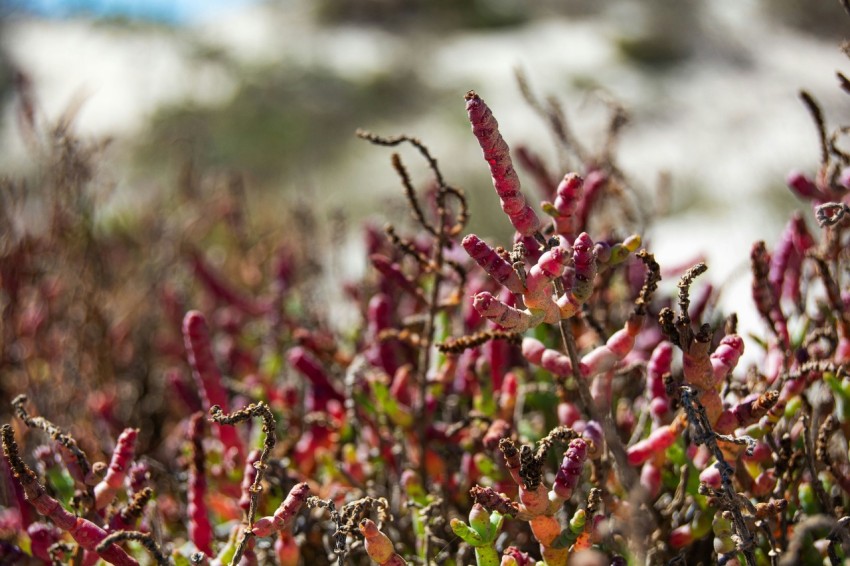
[2,14,850,566]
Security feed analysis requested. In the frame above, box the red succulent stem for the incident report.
[1,425,138,566]
[462,234,525,294]
[188,248,270,316]
[182,311,245,461]
[286,346,345,409]
[251,482,310,537]
[94,428,138,510]
[370,254,428,305]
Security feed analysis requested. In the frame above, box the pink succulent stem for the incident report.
[252,482,310,537]
[93,428,138,510]
[714,390,778,435]
[367,292,393,333]
[647,342,673,421]
[769,212,813,304]
[556,233,597,319]
[465,91,541,236]
[681,339,713,392]
[519,483,550,517]
[529,514,569,566]
[502,546,535,566]
[626,425,676,466]
[370,254,428,305]
[473,292,540,332]
[521,337,546,365]
[462,234,525,294]
[182,311,244,460]
[389,365,415,408]
[568,232,596,302]
[524,247,570,324]
[2,427,138,566]
[544,173,584,237]
[549,438,588,504]
[275,531,300,566]
[366,293,401,375]
[166,368,202,413]
[709,335,744,388]
[521,337,573,377]
[641,461,662,499]
[1,451,33,528]
[27,523,60,563]
[485,338,509,392]
[359,518,408,565]
[580,314,643,377]
[189,249,269,316]
[498,372,518,420]
[576,170,608,232]
[786,170,828,202]
[286,346,345,408]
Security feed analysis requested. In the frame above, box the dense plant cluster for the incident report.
[2,36,850,566]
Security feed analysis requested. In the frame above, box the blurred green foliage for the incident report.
[315,0,528,30]
[137,63,429,184]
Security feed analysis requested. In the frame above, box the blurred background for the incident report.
[0,0,848,336]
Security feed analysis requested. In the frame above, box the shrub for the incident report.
[2,30,850,566]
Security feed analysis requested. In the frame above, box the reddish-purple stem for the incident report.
[183,310,245,461]
[189,249,269,316]
[188,413,214,556]
[2,426,138,566]
[286,346,345,409]
[465,91,541,236]
[94,428,138,510]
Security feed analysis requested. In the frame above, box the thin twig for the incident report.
[681,387,757,566]
[800,413,833,516]
[779,514,839,566]
[390,153,438,237]
[437,330,522,354]
[11,395,94,509]
[209,402,277,566]
[417,184,449,513]
[800,90,830,168]
[96,531,170,566]
[827,516,850,563]
[357,130,446,187]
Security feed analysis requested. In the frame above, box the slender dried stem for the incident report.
[209,402,277,566]
[800,413,833,516]
[96,532,170,566]
[12,395,92,495]
[800,90,829,168]
[681,387,757,566]
[437,330,522,354]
